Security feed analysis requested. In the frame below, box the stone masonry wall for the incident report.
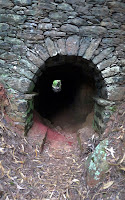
[0,0,125,134]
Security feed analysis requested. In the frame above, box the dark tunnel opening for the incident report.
[34,56,97,131]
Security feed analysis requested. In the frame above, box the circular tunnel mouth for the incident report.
[34,56,96,132]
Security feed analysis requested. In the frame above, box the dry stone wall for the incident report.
[0,0,125,134]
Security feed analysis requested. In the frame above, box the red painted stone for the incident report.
[28,111,74,148]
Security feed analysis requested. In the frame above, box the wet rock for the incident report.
[86,139,109,187]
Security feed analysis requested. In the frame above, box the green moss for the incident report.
[87,139,109,181]
[92,120,99,132]
[26,113,33,125]
[109,105,116,112]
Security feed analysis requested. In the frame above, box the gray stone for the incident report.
[44,30,66,38]
[49,12,68,22]
[67,17,88,26]
[75,5,91,15]
[97,56,117,71]
[7,77,35,93]
[86,139,109,187]
[0,14,26,25]
[56,39,66,55]
[66,35,80,56]
[0,0,14,8]
[13,0,32,6]
[92,7,109,17]
[45,37,57,57]
[83,38,101,60]
[104,75,124,85]
[80,26,107,36]
[100,21,119,29]
[4,37,24,45]
[101,38,122,47]
[19,59,40,75]
[118,59,125,66]
[38,23,52,30]
[61,24,79,33]
[0,52,17,61]
[11,45,27,56]
[102,66,121,78]
[0,59,5,64]
[55,0,63,2]
[40,18,50,23]
[57,3,73,11]
[11,65,36,82]
[35,44,50,61]
[17,30,44,41]
[94,97,115,106]
[86,0,105,4]
[27,51,45,68]
[107,85,125,101]
[66,0,85,5]
[38,3,56,10]
[0,23,9,31]
[0,41,11,50]
[93,47,114,64]
[78,37,91,57]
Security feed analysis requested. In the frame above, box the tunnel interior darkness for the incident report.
[34,56,97,130]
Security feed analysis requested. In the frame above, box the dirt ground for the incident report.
[0,103,125,200]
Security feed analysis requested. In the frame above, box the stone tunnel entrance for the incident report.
[33,55,99,133]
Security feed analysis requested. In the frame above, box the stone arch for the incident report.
[2,35,122,134]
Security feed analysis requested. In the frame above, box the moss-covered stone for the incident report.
[86,139,109,187]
